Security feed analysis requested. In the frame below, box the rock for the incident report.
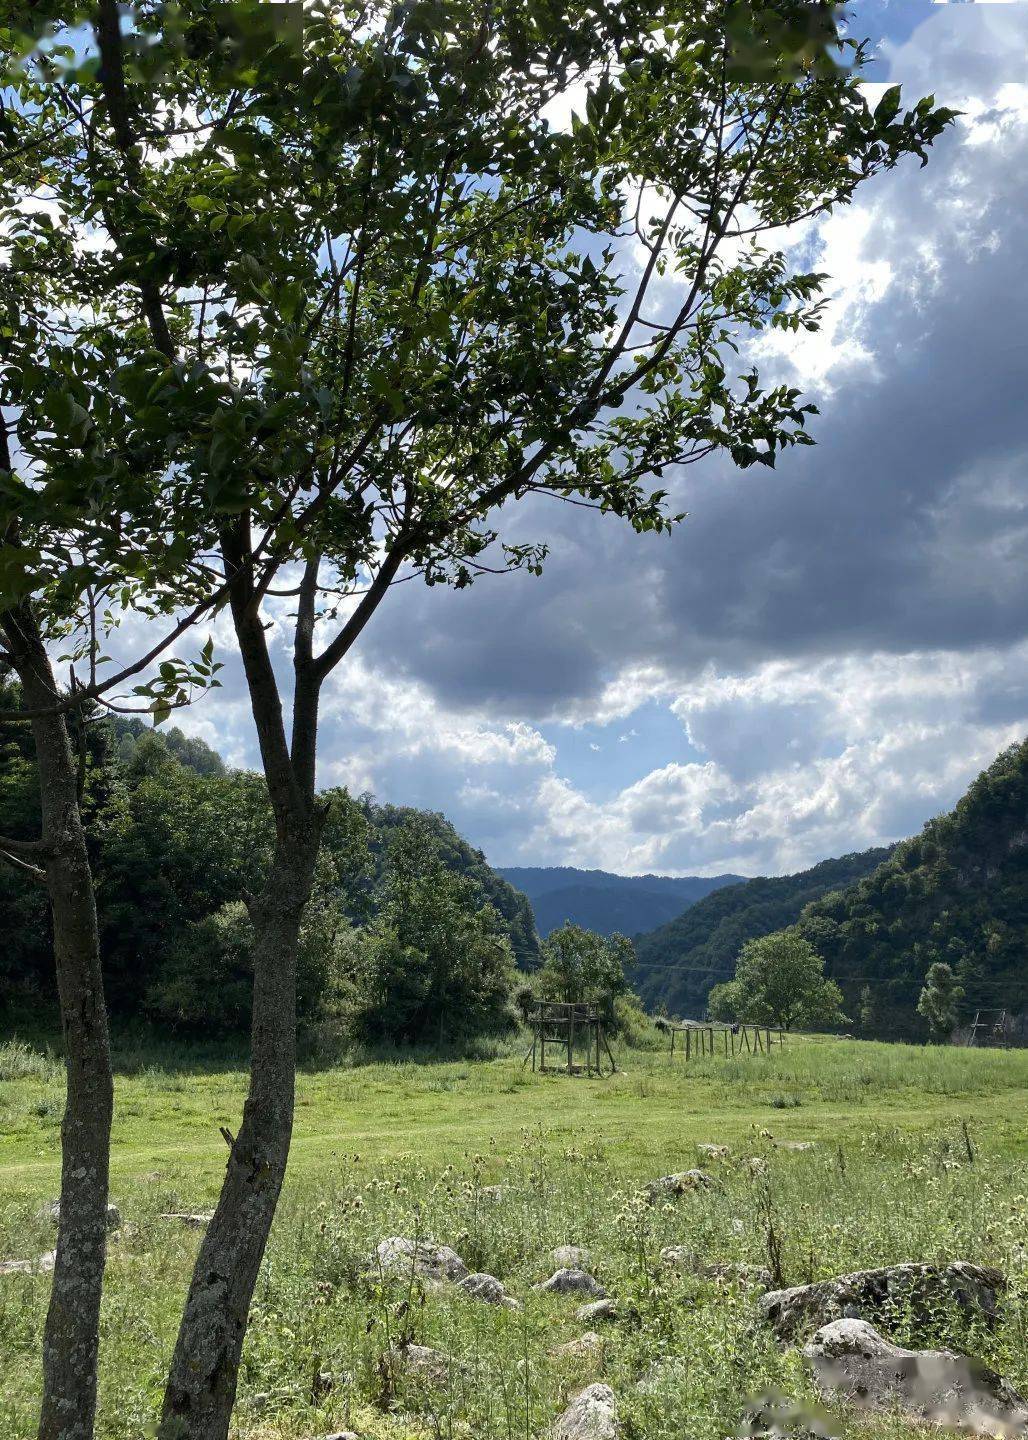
[659,1247,771,1288]
[457,1272,519,1308]
[776,1141,815,1152]
[538,1268,607,1298]
[760,1261,1006,1342]
[158,1212,213,1228]
[0,1251,56,1277]
[643,1170,712,1202]
[697,1144,730,1160]
[576,1298,618,1324]
[385,1343,452,1387]
[553,1382,617,1439]
[41,1200,121,1230]
[374,1237,468,1285]
[803,1317,1028,1432]
[553,1244,593,1271]
[552,1331,604,1360]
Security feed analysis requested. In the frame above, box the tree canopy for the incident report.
[707,929,846,1030]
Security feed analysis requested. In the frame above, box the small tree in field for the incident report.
[708,930,847,1030]
[917,961,964,1043]
[2,4,953,1435]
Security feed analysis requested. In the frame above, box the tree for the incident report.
[917,961,964,1044]
[536,922,633,1027]
[708,931,847,1030]
[2,4,953,1435]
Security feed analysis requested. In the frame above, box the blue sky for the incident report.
[165,0,1028,878]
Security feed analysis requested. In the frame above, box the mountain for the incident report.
[795,739,1028,1036]
[497,866,743,939]
[632,848,892,1018]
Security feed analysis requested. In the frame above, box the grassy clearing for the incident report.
[2,1034,1028,1439]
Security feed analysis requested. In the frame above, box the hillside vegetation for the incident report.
[798,738,1028,1035]
[498,865,741,937]
[633,849,890,1017]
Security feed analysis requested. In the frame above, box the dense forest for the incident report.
[632,848,894,1017]
[0,693,539,1039]
[795,739,1028,1036]
[497,865,741,937]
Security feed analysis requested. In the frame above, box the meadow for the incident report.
[3,1033,1028,1439]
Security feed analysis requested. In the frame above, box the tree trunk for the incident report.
[158,814,320,1440]
[2,604,114,1440]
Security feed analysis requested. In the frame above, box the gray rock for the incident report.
[538,1268,607,1298]
[457,1272,520,1308]
[375,1237,468,1285]
[761,1261,1006,1341]
[553,1244,593,1271]
[41,1200,121,1230]
[0,1250,56,1277]
[553,1382,617,1439]
[552,1331,604,1360]
[697,1144,730,1160]
[159,1212,213,1228]
[643,1170,712,1203]
[659,1247,771,1288]
[384,1343,453,1387]
[803,1317,1028,1432]
[576,1298,618,1324]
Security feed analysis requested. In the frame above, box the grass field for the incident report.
[3,1033,1028,1438]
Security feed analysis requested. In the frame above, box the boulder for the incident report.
[552,1331,604,1360]
[384,1343,452,1387]
[576,1298,618,1324]
[374,1237,468,1285]
[0,1250,56,1277]
[761,1261,1006,1341]
[553,1382,617,1440]
[553,1245,593,1271]
[41,1200,121,1230]
[538,1268,607,1298]
[457,1272,520,1309]
[803,1317,1028,1433]
[643,1170,712,1203]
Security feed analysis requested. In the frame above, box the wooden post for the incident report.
[686,1028,691,1061]
[765,1028,771,1055]
[730,1029,735,1057]
[568,1008,575,1076]
[670,1027,676,1059]
[723,1028,729,1057]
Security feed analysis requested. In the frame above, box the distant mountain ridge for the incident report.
[632,848,893,1018]
[496,865,743,939]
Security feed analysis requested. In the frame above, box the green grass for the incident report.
[3,1033,1028,1439]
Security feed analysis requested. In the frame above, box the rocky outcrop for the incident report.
[457,1272,519,1308]
[761,1261,1005,1341]
[553,1383,617,1439]
[538,1268,607,1298]
[803,1317,1028,1433]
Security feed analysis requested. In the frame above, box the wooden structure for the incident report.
[525,1001,616,1076]
[967,1008,1011,1048]
[668,1021,784,1060]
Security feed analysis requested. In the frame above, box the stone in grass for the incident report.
[538,1268,607,1298]
[41,1200,121,1230]
[760,1261,1006,1342]
[552,1331,605,1361]
[660,1249,772,1290]
[316,1433,361,1440]
[553,1244,593,1271]
[803,1317,1028,1433]
[775,1140,815,1152]
[576,1298,618,1324]
[642,1170,712,1203]
[374,1236,469,1285]
[553,1382,617,1440]
[457,1272,520,1309]
[0,1251,57,1277]
[697,1143,730,1160]
[158,1212,213,1228]
[384,1343,453,1388]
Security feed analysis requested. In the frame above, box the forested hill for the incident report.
[632,848,892,1018]
[497,866,742,938]
[795,739,1028,1035]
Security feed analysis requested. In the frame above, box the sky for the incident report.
[170,0,1028,879]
